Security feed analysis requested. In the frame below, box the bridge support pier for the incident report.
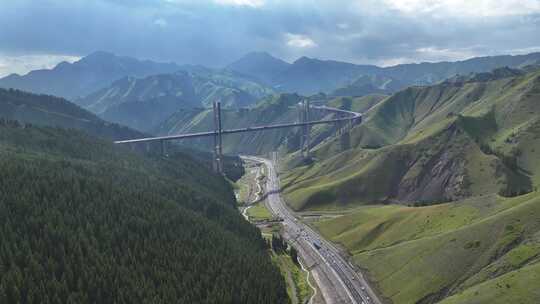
[213,101,223,174]
[160,140,168,157]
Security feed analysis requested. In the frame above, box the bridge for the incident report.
[115,100,362,173]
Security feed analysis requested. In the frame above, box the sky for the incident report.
[0,0,539,76]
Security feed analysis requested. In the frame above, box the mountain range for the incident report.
[228,51,540,95]
[2,50,540,135]
[0,51,180,99]
[4,50,540,106]
[77,69,274,132]
[1,47,540,304]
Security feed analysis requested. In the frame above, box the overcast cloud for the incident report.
[0,0,539,76]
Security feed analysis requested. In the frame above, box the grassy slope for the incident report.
[281,69,540,303]
[282,117,519,210]
[327,94,388,114]
[282,69,540,211]
[315,193,540,304]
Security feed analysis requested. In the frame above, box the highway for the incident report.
[242,155,382,304]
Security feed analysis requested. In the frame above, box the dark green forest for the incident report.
[0,88,143,141]
[0,120,288,303]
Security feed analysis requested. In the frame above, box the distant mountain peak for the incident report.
[2,73,21,80]
[243,51,276,58]
[228,51,289,68]
[0,51,181,100]
[85,50,116,59]
[226,51,290,84]
[294,56,313,63]
[78,51,124,65]
[236,51,284,61]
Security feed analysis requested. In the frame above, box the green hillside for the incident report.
[278,67,540,304]
[327,94,388,114]
[0,88,142,140]
[331,75,402,97]
[0,121,288,303]
[315,193,540,304]
[78,69,274,132]
[282,68,540,211]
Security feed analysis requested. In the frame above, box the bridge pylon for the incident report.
[213,101,223,174]
[298,99,311,159]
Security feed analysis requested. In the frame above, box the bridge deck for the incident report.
[115,105,361,144]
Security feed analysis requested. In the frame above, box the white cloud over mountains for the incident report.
[0,54,80,78]
[285,33,317,48]
[382,0,540,17]
[0,0,538,73]
[214,0,265,7]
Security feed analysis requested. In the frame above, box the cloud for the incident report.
[381,0,540,17]
[0,54,80,77]
[153,18,168,28]
[0,0,538,73]
[415,46,479,62]
[285,33,317,48]
[337,23,349,30]
[214,0,265,8]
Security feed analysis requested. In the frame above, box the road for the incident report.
[242,155,382,304]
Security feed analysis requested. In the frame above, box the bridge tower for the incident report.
[213,101,223,174]
[298,100,311,159]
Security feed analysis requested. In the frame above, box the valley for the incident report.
[1,46,539,304]
[242,155,382,304]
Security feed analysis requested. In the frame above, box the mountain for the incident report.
[331,74,403,97]
[277,67,540,304]
[272,56,381,94]
[77,72,199,132]
[0,88,143,140]
[444,66,525,84]
[0,51,180,99]
[0,121,288,303]
[226,52,290,84]
[79,72,198,114]
[326,94,388,114]
[78,69,274,132]
[282,67,540,210]
[227,52,540,96]
[185,67,274,108]
[383,52,540,85]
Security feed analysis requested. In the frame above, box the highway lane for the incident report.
[242,155,382,304]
